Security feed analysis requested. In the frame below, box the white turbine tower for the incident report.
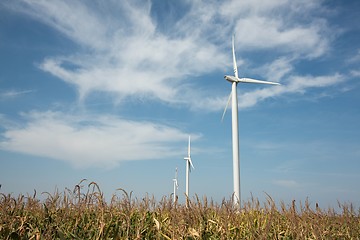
[184,136,194,202]
[223,35,280,207]
[172,167,179,203]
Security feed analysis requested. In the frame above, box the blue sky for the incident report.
[1,0,359,209]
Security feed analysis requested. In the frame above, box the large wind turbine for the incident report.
[172,167,179,203]
[184,136,194,201]
[223,35,280,207]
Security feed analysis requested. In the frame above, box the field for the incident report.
[1,180,359,239]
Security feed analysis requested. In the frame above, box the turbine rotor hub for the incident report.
[224,75,239,83]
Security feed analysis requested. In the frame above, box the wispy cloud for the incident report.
[0,111,193,168]
[348,49,360,63]
[350,70,360,77]
[221,0,329,58]
[0,89,35,99]
[9,0,228,103]
[4,0,337,108]
[239,73,345,108]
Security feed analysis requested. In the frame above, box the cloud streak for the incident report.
[0,111,191,168]
[239,73,345,108]
[0,89,35,99]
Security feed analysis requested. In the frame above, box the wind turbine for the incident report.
[223,35,280,207]
[172,167,179,203]
[184,136,194,202]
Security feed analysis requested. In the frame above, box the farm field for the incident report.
[1,181,359,239]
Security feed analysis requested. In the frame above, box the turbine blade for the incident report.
[188,135,191,157]
[239,78,280,85]
[232,34,239,78]
[189,157,194,170]
[221,90,232,122]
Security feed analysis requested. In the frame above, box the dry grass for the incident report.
[1,180,359,239]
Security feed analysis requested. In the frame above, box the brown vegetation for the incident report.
[1,180,359,239]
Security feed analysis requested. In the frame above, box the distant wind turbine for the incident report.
[223,35,280,207]
[184,136,194,203]
[172,167,179,203]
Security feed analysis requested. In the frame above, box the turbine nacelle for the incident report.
[224,75,238,83]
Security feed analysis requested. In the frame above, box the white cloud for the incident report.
[221,0,329,58]
[350,70,360,77]
[0,89,35,99]
[0,111,191,168]
[237,16,329,58]
[5,0,335,108]
[10,1,105,49]
[260,57,294,82]
[220,0,289,16]
[9,0,228,104]
[39,36,225,103]
[238,73,345,108]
